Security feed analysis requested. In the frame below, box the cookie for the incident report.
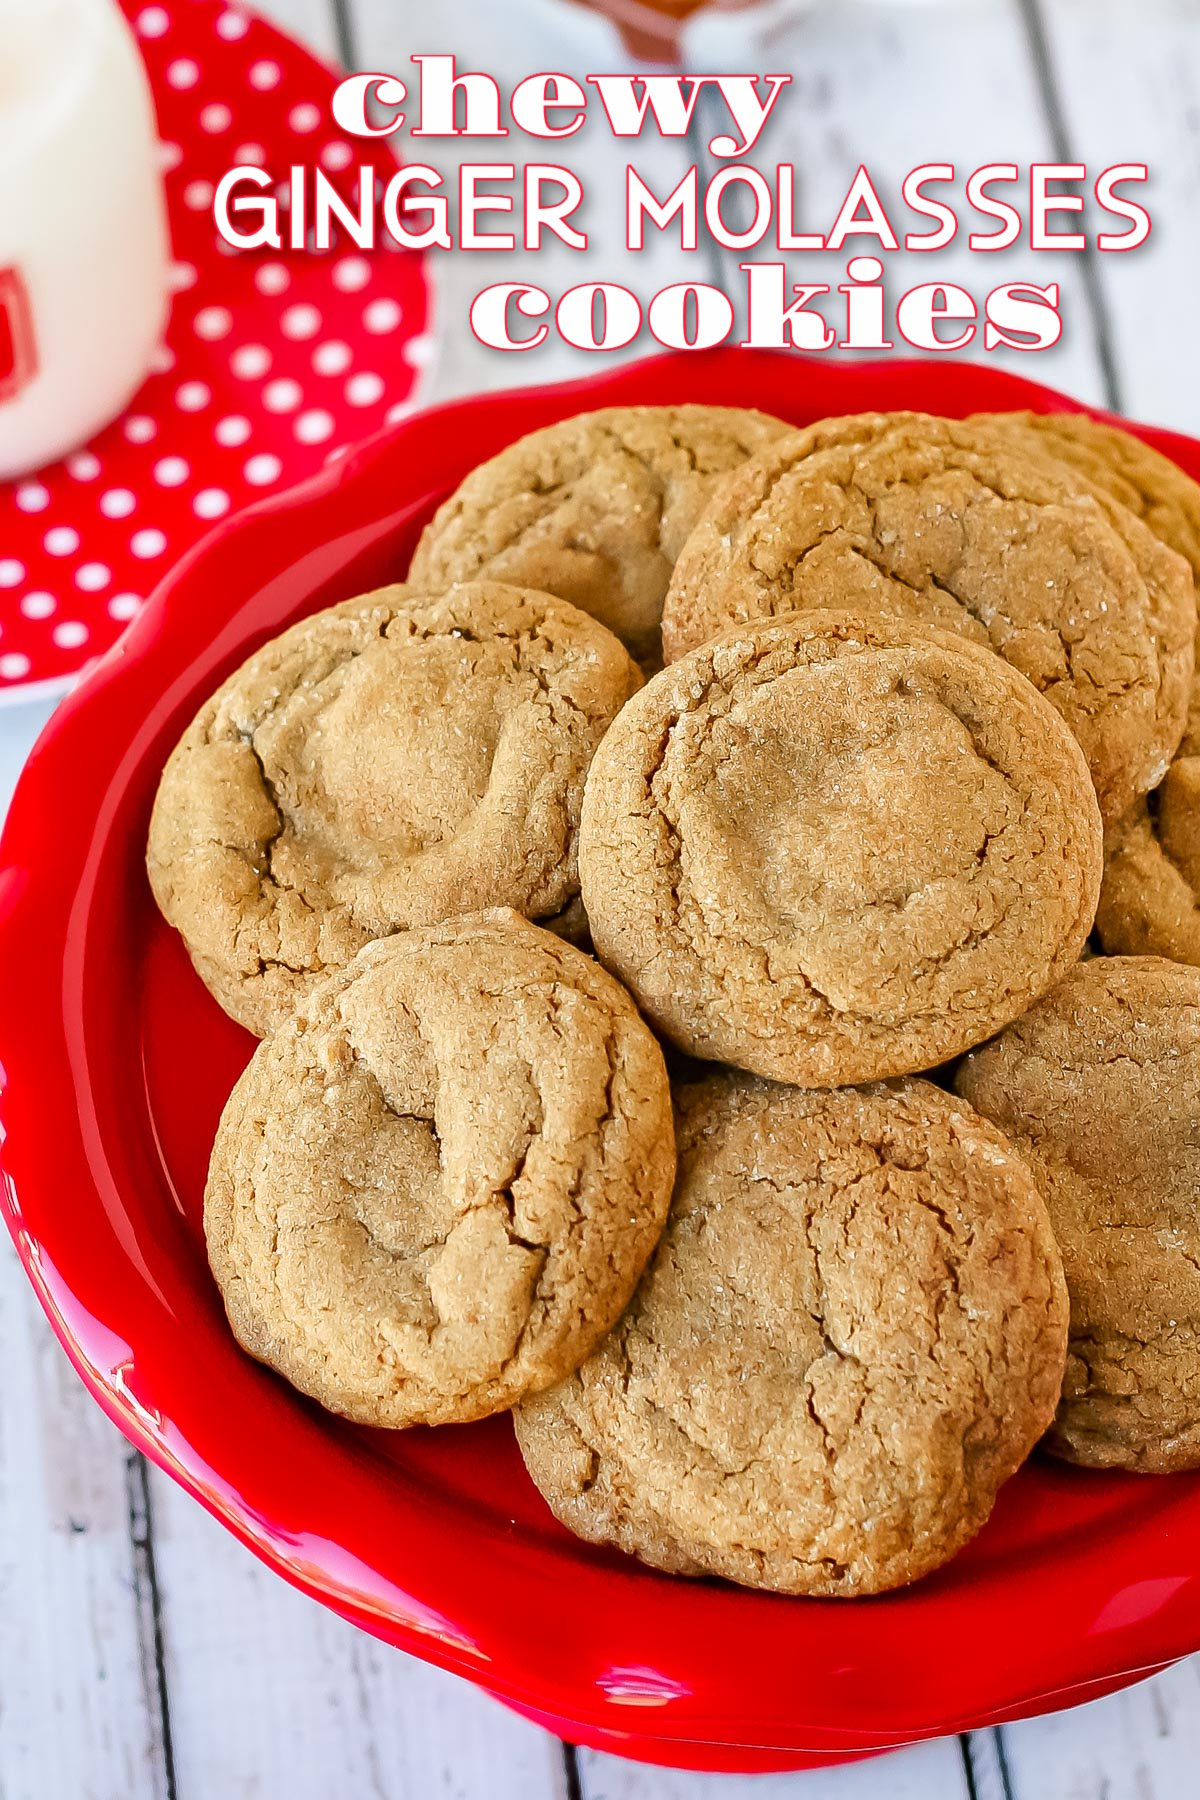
[408,405,792,669]
[956,956,1200,1473]
[661,413,1195,821]
[579,610,1103,1086]
[971,409,1200,597]
[1097,779,1200,965]
[516,1072,1068,1597]
[983,413,1200,967]
[205,909,676,1429]
[147,580,640,1036]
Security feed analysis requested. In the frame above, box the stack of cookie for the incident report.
[148,399,1200,1601]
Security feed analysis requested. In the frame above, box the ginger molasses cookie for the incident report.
[986,414,1200,966]
[147,581,640,1036]
[579,611,1103,1087]
[1097,777,1200,966]
[972,410,1200,594]
[956,955,1200,1473]
[662,414,1194,820]
[205,910,675,1429]
[408,405,792,669]
[516,1072,1068,1597]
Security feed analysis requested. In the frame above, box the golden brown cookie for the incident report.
[579,610,1103,1086]
[408,405,792,669]
[516,1072,1068,1597]
[205,909,675,1429]
[1097,780,1200,964]
[662,414,1195,821]
[972,409,1200,597]
[956,956,1200,1473]
[984,412,1200,967]
[147,581,640,1036]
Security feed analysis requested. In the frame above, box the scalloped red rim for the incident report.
[3,349,1200,1776]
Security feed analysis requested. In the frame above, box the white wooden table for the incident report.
[3,2,1200,1794]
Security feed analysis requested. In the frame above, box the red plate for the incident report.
[3,350,1200,1776]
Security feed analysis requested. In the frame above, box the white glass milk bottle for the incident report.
[0,0,168,479]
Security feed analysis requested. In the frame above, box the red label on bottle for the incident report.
[0,267,37,402]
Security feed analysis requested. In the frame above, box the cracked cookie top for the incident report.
[408,405,793,670]
[146,580,641,1036]
[661,414,1195,820]
[956,955,1200,1473]
[515,1071,1067,1597]
[579,610,1103,1088]
[204,909,676,1429]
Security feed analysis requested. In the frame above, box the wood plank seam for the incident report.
[125,1448,178,1800]
[330,0,357,70]
[1015,0,1123,412]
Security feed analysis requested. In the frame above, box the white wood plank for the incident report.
[147,1463,569,1800]
[685,0,1107,406]
[1037,0,1200,432]
[250,0,344,64]
[999,1661,1200,1800]
[577,1733,971,1799]
[0,1233,169,1800]
[349,0,702,403]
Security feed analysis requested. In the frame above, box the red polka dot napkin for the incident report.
[0,0,430,698]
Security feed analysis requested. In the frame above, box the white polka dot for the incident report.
[184,179,214,212]
[385,400,415,426]
[194,306,232,341]
[158,140,183,172]
[166,58,199,90]
[332,256,371,293]
[233,142,266,166]
[312,340,352,376]
[150,344,176,374]
[0,558,24,587]
[154,457,189,488]
[294,408,334,445]
[175,380,210,412]
[53,621,89,649]
[263,378,303,414]
[108,593,142,621]
[124,415,157,444]
[136,6,169,37]
[200,102,232,134]
[0,653,31,680]
[44,528,79,557]
[363,297,402,335]
[289,103,321,134]
[231,344,271,379]
[281,304,321,341]
[168,260,197,293]
[321,141,353,172]
[215,415,251,447]
[345,371,384,407]
[404,334,436,370]
[244,453,282,486]
[131,529,167,559]
[194,488,231,520]
[215,8,248,38]
[21,592,55,619]
[16,482,49,512]
[254,263,290,296]
[100,489,136,520]
[75,563,110,593]
[67,452,100,481]
[249,59,281,91]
